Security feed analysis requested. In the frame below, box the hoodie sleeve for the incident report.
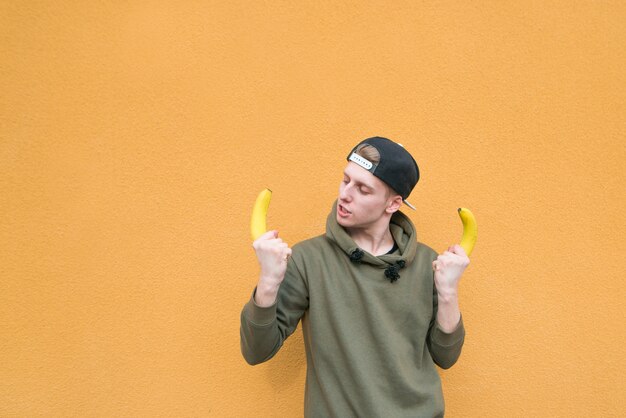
[240,256,309,365]
[426,285,465,369]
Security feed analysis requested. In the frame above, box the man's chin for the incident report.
[336,214,351,227]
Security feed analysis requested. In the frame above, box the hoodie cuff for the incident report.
[431,315,465,346]
[242,287,278,326]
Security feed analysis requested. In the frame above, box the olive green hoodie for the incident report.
[240,201,465,417]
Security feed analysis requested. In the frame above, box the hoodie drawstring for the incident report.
[350,248,405,283]
[349,249,364,263]
[384,260,406,283]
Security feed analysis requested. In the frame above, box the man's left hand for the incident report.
[432,244,470,293]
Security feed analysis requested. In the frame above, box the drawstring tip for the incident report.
[350,249,364,263]
[384,260,406,283]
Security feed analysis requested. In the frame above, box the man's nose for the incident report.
[339,184,353,201]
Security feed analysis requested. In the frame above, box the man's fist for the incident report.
[432,244,470,293]
[252,230,292,288]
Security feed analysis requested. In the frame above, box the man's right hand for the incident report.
[252,230,292,307]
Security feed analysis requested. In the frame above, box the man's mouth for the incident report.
[338,204,352,217]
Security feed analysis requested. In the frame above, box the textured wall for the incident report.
[1,1,624,417]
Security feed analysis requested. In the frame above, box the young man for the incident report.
[240,136,469,417]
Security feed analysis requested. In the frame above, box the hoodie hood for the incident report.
[326,200,418,282]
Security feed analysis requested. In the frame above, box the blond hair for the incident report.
[355,144,380,164]
[353,144,397,198]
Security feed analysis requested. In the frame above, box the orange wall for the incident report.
[1,1,624,416]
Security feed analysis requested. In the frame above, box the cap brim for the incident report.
[403,199,416,210]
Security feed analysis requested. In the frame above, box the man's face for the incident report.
[336,162,398,229]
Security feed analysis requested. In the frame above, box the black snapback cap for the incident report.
[346,136,420,210]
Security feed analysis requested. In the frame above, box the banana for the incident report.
[251,188,272,241]
[458,207,477,256]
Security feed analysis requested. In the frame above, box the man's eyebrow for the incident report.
[343,172,374,190]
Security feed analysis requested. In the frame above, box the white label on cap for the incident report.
[349,153,373,170]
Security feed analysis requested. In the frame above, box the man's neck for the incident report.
[346,223,395,256]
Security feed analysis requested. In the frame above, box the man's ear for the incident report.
[386,195,403,214]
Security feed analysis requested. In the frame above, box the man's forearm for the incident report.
[436,289,461,332]
[254,278,281,307]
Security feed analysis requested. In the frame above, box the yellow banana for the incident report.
[251,188,272,241]
[458,207,477,256]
